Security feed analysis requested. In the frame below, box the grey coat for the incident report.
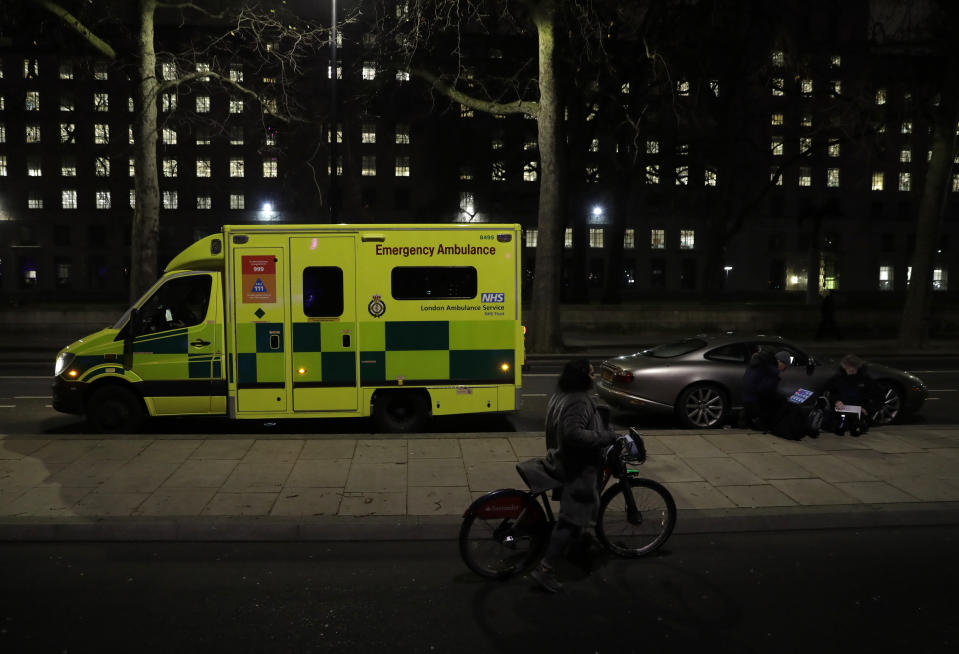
[516,390,618,528]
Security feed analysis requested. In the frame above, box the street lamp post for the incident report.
[329,0,338,223]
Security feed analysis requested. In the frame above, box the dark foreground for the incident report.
[1,526,956,653]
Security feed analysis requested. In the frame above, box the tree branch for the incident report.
[411,67,538,117]
[30,0,116,59]
[159,70,306,124]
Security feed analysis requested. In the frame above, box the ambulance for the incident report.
[52,224,524,432]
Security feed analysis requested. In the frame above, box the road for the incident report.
[2,353,955,434]
[0,527,956,653]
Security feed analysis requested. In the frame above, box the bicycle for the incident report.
[459,427,677,579]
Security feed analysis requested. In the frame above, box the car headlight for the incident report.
[54,353,76,377]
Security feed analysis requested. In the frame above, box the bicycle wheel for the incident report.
[597,478,676,558]
[459,489,549,579]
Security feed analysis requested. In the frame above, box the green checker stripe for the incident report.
[322,351,356,384]
[292,322,323,352]
[386,321,449,350]
[450,320,514,350]
[236,351,284,384]
[450,349,515,382]
[359,351,385,384]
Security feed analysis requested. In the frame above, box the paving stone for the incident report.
[74,490,149,516]
[508,436,545,458]
[667,481,736,510]
[243,440,305,463]
[97,461,180,494]
[408,486,471,515]
[684,457,765,486]
[136,440,203,463]
[704,433,777,454]
[0,439,51,459]
[638,435,673,456]
[300,439,357,460]
[655,435,727,458]
[135,488,217,516]
[885,476,959,502]
[408,458,467,487]
[338,491,406,516]
[730,452,814,480]
[0,459,66,487]
[0,486,91,516]
[765,438,821,455]
[858,432,925,454]
[271,488,342,516]
[639,455,705,483]
[30,440,101,464]
[769,479,858,505]
[286,459,351,488]
[354,440,407,464]
[190,439,255,460]
[408,440,461,459]
[43,458,128,488]
[344,462,407,492]
[789,455,878,483]
[719,484,796,508]
[163,460,238,488]
[465,461,522,492]
[834,481,919,504]
[459,438,517,462]
[81,440,151,461]
[221,462,295,493]
[202,492,278,516]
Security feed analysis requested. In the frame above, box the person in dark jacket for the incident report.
[823,354,880,436]
[516,358,618,593]
[741,350,782,430]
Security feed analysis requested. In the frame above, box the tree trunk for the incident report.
[528,1,563,352]
[130,0,160,303]
[897,62,959,347]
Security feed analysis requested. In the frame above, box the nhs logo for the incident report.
[481,292,505,302]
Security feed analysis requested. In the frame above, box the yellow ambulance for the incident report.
[53,224,524,432]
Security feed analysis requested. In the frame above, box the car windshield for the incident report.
[641,338,707,358]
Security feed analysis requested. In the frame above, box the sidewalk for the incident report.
[1,426,958,541]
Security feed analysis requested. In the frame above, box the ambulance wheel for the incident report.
[373,391,429,433]
[87,385,145,434]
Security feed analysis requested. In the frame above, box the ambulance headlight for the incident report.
[55,353,76,377]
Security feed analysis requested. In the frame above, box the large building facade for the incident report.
[0,1,956,303]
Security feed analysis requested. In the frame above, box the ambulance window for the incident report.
[303,266,344,317]
[137,274,211,334]
[391,266,477,300]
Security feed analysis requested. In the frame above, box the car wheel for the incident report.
[676,384,728,429]
[86,385,145,434]
[372,390,429,433]
[872,381,903,425]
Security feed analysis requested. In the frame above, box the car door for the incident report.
[752,341,827,400]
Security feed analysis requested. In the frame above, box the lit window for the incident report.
[196,62,210,81]
[396,70,410,82]
[195,128,210,146]
[830,80,841,95]
[95,157,110,177]
[328,65,343,80]
[59,123,75,144]
[621,82,630,94]
[395,156,410,177]
[709,79,720,96]
[128,97,134,112]
[899,171,911,191]
[28,191,43,209]
[646,140,659,155]
[162,128,177,145]
[645,164,660,184]
[23,58,38,78]
[162,92,177,111]
[828,142,840,157]
[491,161,505,182]
[229,98,243,113]
[771,137,783,156]
[229,64,243,82]
[162,158,178,177]
[564,228,573,248]
[831,54,841,67]
[771,113,784,126]
[589,228,604,248]
[525,229,538,247]
[328,126,343,144]
[770,167,782,186]
[229,126,243,145]
[586,166,599,181]
[675,165,689,185]
[589,138,600,153]
[459,167,472,181]
[801,113,813,128]
[460,104,474,118]
[229,158,244,177]
[459,192,475,218]
[59,62,74,80]
[680,230,695,249]
[0,154,6,176]
[826,168,840,188]
[196,96,210,113]
[953,173,959,192]
[879,265,893,291]
[772,78,784,96]
[129,189,135,208]
[162,190,178,209]
[676,143,689,157]
[933,268,948,291]
[230,193,245,209]
[901,121,912,134]
[624,229,635,249]
[62,158,76,176]
[362,124,376,144]
[771,50,784,66]
[491,138,504,150]
[362,155,377,177]
[94,124,109,144]
[799,167,812,187]
[676,80,690,96]
[871,172,884,191]
[265,130,277,147]
[128,158,135,177]
[900,149,912,163]
[0,124,4,143]
[197,195,212,210]
[94,92,108,111]
[62,189,77,209]
[523,162,537,182]
[395,124,410,144]
[196,159,211,177]
[26,124,42,143]
[95,190,111,209]
[801,79,813,96]
[25,91,39,111]
[651,229,665,249]
[263,157,278,178]
[705,169,717,186]
[60,96,74,112]
[876,89,887,105]
[162,62,177,81]
[524,140,537,152]
[362,62,376,80]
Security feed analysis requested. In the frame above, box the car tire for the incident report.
[372,390,429,433]
[676,383,728,429]
[872,381,903,425]
[86,385,145,434]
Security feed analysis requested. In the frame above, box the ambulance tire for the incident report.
[373,391,429,433]
[87,385,145,434]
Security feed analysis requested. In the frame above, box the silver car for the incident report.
[595,334,928,429]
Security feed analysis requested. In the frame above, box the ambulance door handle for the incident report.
[190,339,211,347]
[270,334,280,349]
[342,334,350,348]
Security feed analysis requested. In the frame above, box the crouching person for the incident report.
[823,354,880,437]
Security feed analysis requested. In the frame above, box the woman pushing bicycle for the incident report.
[517,358,626,593]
